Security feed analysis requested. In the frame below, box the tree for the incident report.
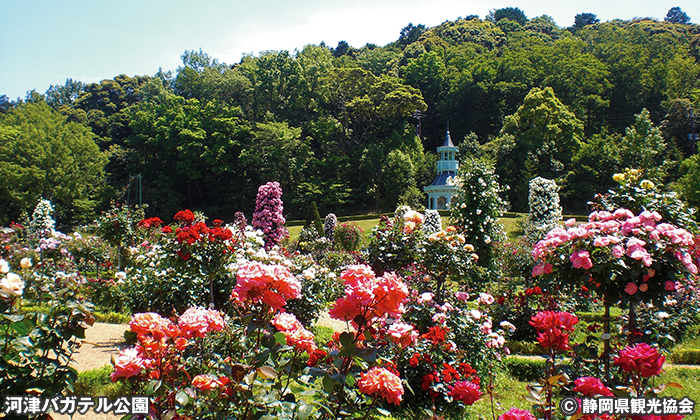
[398,23,427,46]
[496,87,584,210]
[334,40,351,57]
[0,102,107,225]
[488,7,528,26]
[380,149,415,210]
[45,78,85,109]
[618,108,669,181]
[572,13,599,32]
[561,130,621,210]
[675,155,700,209]
[664,7,690,24]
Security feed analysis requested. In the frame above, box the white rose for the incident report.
[0,273,24,298]
[20,258,32,269]
[0,259,9,274]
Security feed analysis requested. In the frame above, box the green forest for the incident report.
[2,8,700,225]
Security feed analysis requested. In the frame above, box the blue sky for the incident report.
[1,0,699,100]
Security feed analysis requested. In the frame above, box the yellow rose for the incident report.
[20,258,32,269]
[612,173,625,182]
[640,179,655,190]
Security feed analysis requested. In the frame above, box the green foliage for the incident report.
[675,154,700,209]
[0,101,108,225]
[7,16,700,221]
[669,348,700,364]
[496,87,584,211]
[1,286,94,404]
[617,108,670,181]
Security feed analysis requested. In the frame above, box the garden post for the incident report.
[602,294,611,384]
[209,275,215,308]
[627,302,637,344]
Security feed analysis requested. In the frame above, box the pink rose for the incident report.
[625,282,638,295]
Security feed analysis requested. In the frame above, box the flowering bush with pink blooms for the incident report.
[532,208,698,307]
[252,181,288,249]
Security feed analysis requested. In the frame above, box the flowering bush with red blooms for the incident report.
[491,286,563,342]
[173,209,195,225]
[122,209,240,314]
[111,310,229,416]
[137,217,163,228]
[271,312,317,354]
[532,209,698,308]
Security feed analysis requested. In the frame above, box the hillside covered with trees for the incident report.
[1,8,700,225]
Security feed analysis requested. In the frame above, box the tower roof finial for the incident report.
[442,123,455,148]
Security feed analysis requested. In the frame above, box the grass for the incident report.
[73,364,130,397]
[286,214,527,243]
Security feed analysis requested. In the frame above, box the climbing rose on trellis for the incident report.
[252,182,287,249]
[525,177,562,242]
[323,213,337,241]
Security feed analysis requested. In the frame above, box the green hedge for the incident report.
[506,340,545,355]
[669,348,700,365]
[20,305,129,324]
[502,356,547,381]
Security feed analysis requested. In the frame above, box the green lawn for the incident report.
[286,216,524,242]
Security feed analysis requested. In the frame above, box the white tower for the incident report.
[423,127,459,210]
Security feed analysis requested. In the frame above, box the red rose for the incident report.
[449,380,482,405]
[536,328,570,351]
[498,407,537,420]
[573,376,613,396]
[174,209,195,225]
[614,343,665,377]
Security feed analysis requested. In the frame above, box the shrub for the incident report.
[1,262,94,404]
[422,209,442,233]
[304,200,324,237]
[334,221,363,252]
[669,348,700,364]
[502,356,546,381]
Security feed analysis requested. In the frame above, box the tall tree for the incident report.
[664,7,691,24]
[488,7,528,26]
[495,87,584,210]
[618,108,670,181]
[0,102,107,224]
[571,13,600,32]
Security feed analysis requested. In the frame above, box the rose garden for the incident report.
[2,167,700,420]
